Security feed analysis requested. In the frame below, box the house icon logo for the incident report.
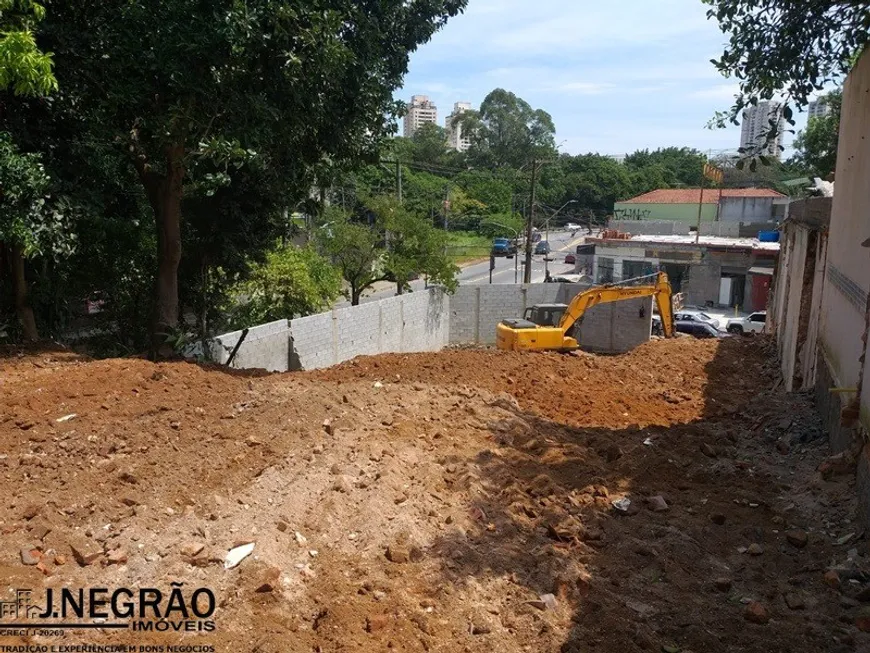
[0,589,40,620]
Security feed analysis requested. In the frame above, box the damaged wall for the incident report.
[771,198,831,391]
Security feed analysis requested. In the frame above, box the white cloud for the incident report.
[689,83,741,101]
[396,0,761,154]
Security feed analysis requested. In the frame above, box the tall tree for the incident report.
[0,133,73,340]
[0,0,58,340]
[461,89,556,168]
[409,122,450,166]
[705,0,869,156]
[42,0,467,354]
[791,90,842,178]
[368,196,458,296]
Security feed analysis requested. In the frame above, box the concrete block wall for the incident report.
[214,283,653,372]
[699,222,740,237]
[211,319,291,372]
[682,262,721,307]
[289,289,449,371]
[288,311,338,371]
[573,296,654,354]
[449,284,564,345]
[608,220,689,236]
[213,289,450,372]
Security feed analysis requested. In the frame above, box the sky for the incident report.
[396,0,814,157]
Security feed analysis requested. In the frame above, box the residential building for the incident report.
[403,95,437,138]
[445,101,472,152]
[740,101,785,157]
[808,98,831,120]
[585,233,779,312]
[612,188,787,224]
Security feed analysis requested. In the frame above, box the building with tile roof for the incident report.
[613,187,787,224]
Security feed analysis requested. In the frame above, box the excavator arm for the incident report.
[557,271,675,338]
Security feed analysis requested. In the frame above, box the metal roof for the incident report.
[594,234,780,252]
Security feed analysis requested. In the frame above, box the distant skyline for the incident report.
[396,0,818,157]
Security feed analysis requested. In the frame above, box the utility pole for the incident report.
[443,186,450,231]
[695,165,706,244]
[524,160,538,284]
[396,160,402,203]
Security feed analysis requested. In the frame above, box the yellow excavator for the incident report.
[496,272,676,352]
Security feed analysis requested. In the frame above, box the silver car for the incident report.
[674,310,722,331]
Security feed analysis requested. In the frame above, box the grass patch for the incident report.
[445,231,492,265]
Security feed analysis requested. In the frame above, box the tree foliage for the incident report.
[40,0,468,353]
[371,196,459,294]
[318,210,385,306]
[227,244,342,328]
[0,0,56,96]
[461,89,556,168]
[705,0,869,154]
[791,90,842,178]
[0,131,74,340]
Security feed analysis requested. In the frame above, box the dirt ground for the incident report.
[0,338,867,652]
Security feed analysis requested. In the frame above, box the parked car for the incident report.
[675,321,731,339]
[674,310,722,331]
[726,311,766,334]
[564,253,576,264]
[547,273,592,284]
[491,237,516,258]
[534,240,551,255]
[565,222,581,232]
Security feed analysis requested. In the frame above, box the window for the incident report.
[750,313,766,323]
[598,257,614,283]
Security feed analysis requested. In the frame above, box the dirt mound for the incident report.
[0,339,864,652]
[313,337,762,428]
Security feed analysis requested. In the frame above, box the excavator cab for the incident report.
[524,304,568,327]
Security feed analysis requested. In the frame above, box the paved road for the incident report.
[342,230,589,307]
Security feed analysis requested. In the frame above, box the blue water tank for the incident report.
[758,230,780,242]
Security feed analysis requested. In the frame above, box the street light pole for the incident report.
[537,199,577,280]
[524,160,544,284]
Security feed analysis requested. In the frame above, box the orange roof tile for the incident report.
[620,188,785,204]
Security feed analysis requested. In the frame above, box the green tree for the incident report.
[42,0,468,354]
[369,196,458,295]
[791,90,842,178]
[705,0,868,156]
[624,147,707,187]
[0,0,58,340]
[0,0,57,97]
[549,153,634,213]
[410,123,450,166]
[460,89,556,168]
[318,210,386,306]
[227,244,341,328]
[0,133,73,340]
